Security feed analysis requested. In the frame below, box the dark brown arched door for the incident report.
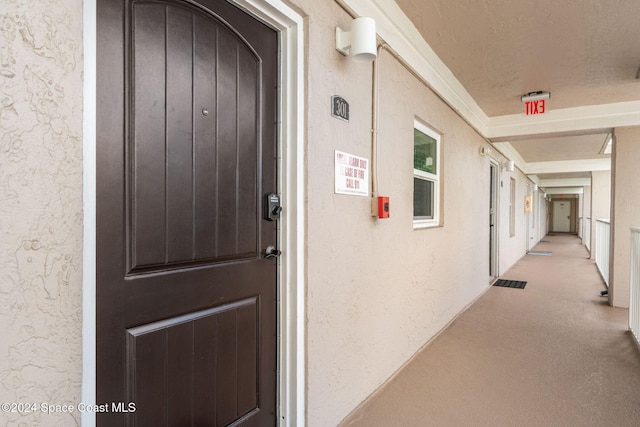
[97,0,278,424]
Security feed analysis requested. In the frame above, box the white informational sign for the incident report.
[335,150,369,197]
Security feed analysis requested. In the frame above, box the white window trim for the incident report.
[413,120,441,229]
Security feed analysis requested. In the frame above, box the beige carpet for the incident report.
[341,234,640,427]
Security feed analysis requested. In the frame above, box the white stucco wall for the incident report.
[583,185,592,247]
[539,190,549,238]
[592,171,611,223]
[498,169,530,275]
[0,0,535,425]
[610,127,640,308]
[0,0,83,425]
[295,1,530,424]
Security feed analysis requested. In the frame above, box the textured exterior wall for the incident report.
[499,170,530,275]
[0,0,538,425]
[0,0,83,425]
[583,185,592,248]
[592,171,611,223]
[610,127,640,308]
[291,1,529,425]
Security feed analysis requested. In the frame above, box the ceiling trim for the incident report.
[545,187,584,195]
[343,0,489,135]
[492,142,611,175]
[339,0,640,139]
[487,101,640,139]
[539,178,592,188]
[491,142,527,171]
[526,158,611,174]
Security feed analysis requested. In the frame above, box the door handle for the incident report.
[264,245,281,259]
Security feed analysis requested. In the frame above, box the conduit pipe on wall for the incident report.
[332,0,381,216]
[369,42,444,218]
[332,1,423,217]
[369,43,528,217]
[333,0,506,216]
[370,42,419,217]
[370,43,381,216]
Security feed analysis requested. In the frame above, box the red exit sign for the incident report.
[525,99,546,115]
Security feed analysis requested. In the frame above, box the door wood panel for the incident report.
[125,299,259,425]
[129,1,262,274]
[97,0,278,425]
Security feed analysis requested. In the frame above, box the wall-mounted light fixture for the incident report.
[479,146,492,156]
[521,91,551,103]
[502,160,515,172]
[336,17,377,62]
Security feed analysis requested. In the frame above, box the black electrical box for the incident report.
[264,193,282,221]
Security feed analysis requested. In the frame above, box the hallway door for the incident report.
[489,162,498,277]
[553,200,571,232]
[96,0,279,424]
[526,191,531,251]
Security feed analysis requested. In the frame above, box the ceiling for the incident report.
[392,0,640,187]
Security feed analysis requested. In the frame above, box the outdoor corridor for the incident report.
[342,234,640,426]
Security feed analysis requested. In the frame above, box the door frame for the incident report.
[82,1,306,425]
[489,160,500,279]
[552,199,572,232]
[525,185,531,251]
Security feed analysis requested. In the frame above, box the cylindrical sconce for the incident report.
[336,17,377,62]
[502,160,515,172]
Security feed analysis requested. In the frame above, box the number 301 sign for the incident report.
[331,95,349,122]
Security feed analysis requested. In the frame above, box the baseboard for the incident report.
[338,281,495,426]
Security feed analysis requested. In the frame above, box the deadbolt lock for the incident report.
[264,193,282,221]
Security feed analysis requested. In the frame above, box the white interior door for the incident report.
[553,200,571,232]
[489,162,498,278]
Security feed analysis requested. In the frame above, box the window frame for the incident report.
[413,120,441,229]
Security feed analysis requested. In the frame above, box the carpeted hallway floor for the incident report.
[341,234,640,427]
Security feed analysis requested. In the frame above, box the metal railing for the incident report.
[630,227,640,348]
[595,219,610,287]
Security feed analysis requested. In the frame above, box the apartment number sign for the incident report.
[331,95,349,122]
